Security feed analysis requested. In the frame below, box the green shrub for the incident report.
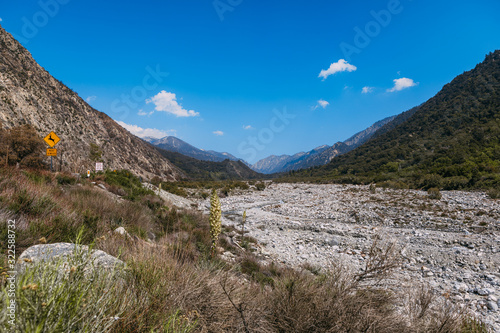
[159,182,188,198]
[486,188,500,199]
[377,180,409,190]
[419,174,444,190]
[23,170,52,185]
[427,187,442,200]
[56,174,77,185]
[441,176,469,190]
[255,182,266,191]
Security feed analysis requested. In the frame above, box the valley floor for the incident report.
[199,183,500,331]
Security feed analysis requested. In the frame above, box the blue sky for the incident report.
[0,0,499,163]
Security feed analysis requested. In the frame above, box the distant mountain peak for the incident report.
[146,136,240,163]
[251,115,397,174]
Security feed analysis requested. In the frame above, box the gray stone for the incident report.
[486,301,498,311]
[324,238,339,246]
[477,288,490,296]
[114,227,128,236]
[455,283,469,293]
[114,227,134,241]
[17,243,124,273]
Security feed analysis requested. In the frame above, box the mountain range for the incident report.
[284,50,500,190]
[1,21,497,189]
[251,115,397,174]
[144,136,240,162]
[0,25,257,181]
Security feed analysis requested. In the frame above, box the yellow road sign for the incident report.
[46,148,57,156]
[44,131,60,147]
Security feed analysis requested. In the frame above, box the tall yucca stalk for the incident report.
[209,189,222,255]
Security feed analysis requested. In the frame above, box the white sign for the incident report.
[95,162,103,171]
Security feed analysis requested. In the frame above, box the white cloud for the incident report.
[362,86,374,94]
[213,130,224,136]
[116,121,176,139]
[312,99,330,110]
[387,77,418,92]
[85,95,97,103]
[146,90,199,117]
[318,59,357,80]
[318,99,329,108]
[137,109,154,116]
[243,125,254,130]
[0,18,3,22]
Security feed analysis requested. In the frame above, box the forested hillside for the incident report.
[282,51,500,192]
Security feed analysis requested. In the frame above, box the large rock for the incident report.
[17,243,124,273]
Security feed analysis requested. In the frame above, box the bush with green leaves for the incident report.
[255,182,266,191]
[99,169,154,201]
[427,187,442,200]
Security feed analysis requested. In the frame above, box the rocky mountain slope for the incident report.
[145,136,239,162]
[0,25,180,180]
[289,51,500,190]
[252,115,396,174]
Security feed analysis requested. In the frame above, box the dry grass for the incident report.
[0,167,490,333]
[0,168,157,252]
[95,234,484,333]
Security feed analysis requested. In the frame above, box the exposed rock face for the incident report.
[17,243,124,272]
[0,24,181,180]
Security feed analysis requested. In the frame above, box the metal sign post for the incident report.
[44,132,61,172]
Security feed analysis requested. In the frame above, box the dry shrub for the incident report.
[401,284,473,333]
[0,168,485,332]
[0,168,158,253]
[260,268,403,333]
[101,242,237,332]
[90,235,481,333]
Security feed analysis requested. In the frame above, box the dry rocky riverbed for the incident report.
[199,183,500,331]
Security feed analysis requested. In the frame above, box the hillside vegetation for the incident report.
[281,51,500,194]
[156,148,263,181]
